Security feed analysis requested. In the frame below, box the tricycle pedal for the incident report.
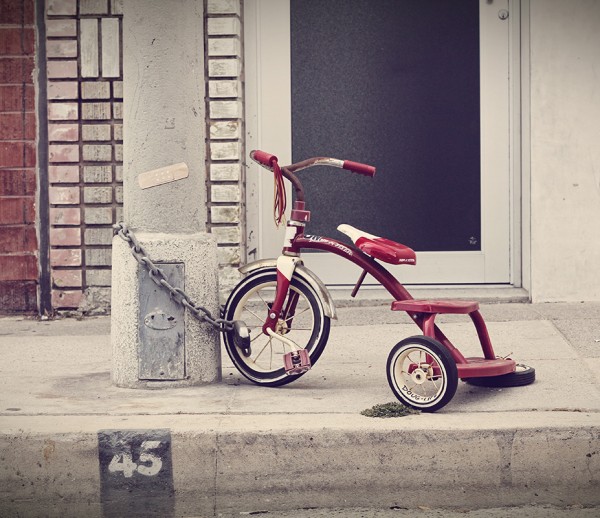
[283,349,311,375]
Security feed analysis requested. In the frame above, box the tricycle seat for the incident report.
[337,224,416,265]
[391,299,479,314]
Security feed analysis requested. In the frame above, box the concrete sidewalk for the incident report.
[1,302,599,517]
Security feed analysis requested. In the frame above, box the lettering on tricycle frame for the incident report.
[98,429,174,517]
[305,235,354,256]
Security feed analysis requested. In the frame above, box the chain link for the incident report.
[113,222,234,332]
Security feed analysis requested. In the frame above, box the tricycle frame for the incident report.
[270,206,515,379]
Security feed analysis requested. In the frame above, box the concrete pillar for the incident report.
[111,0,221,388]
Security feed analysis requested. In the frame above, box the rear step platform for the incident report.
[391,299,479,314]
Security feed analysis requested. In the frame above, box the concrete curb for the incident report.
[2,412,599,517]
[2,304,599,516]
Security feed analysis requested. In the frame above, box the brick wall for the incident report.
[205,0,245,300]
[45,0,123,312]
[0,0,39,313]
[1,0,246,314]
[44,0,245,312]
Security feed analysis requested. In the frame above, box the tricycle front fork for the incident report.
[261,255,312,375]
[261,255,301,335]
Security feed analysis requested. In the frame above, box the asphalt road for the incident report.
[223,504,599,517]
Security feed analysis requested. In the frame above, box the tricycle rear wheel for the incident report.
[464,363,535,387]
[386,335,458,413]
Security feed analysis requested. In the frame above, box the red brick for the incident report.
[51,289,82,309]
[48,123,79,142]
[0,28,35,55]
[0,254,38,281]
[50,207,80,225]
[46,19,77,37]
[0,57,34,84]
[0,85,34,112]
[50,248,81,267]
[0,0,35,26]
[47,81,78,100]
[47,60,77,79]
[48,102,78,120]
[46,40,77,59]
[49,144,79,163]
[50,227,81,246]
[0,196,35,224]
[0,280,37,313]
[0,170,36,196]
[48,165,79,183]
[52,269,82,288]
[0,112,36,140]
[0,225,37,253]
[0,142,36,168]
[49,185,80,204]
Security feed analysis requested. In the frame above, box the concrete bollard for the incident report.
[111,0,221,388]
[111,233,220,388]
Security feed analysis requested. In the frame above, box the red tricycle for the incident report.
[223,151,535,412]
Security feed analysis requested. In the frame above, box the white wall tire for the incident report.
[386,336,458,412]
[223,268,330,386]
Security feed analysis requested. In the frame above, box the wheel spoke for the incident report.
[253,339,271,363]
[251,332,265,343]
[407,351,420,365]
[244,307,266,325]
[257,290,272,310]
[284,306,310,323]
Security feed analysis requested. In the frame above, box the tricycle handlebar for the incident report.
[250,150,278,169]
[250,150,376,178]
[342,160,376,177]
[249,150,375,205]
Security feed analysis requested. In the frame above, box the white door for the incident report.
[245,0,514,286]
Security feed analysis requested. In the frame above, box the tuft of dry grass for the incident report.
[360,401,420,418]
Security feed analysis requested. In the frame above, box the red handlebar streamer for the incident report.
[250,150,286,226]
[272,159,286,227]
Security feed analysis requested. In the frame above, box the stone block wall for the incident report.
[0,0,39,312]
[45,0,123,312]
[206,0,245,300]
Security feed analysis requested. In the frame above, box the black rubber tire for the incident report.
[464,364,536,388]
[223,268,330,387]
[386,335,458,413]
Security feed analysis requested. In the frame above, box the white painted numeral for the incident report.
[107,441,163,478]
[108,452,137,478]
[137,440,163,476]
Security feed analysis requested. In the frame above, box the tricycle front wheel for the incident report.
[223,268,330,387]
[386,336,458,413]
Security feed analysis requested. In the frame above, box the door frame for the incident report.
[244,0,524,287]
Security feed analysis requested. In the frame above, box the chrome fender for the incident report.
[239,259,337,320]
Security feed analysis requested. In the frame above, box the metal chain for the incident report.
[113,222,234,332]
